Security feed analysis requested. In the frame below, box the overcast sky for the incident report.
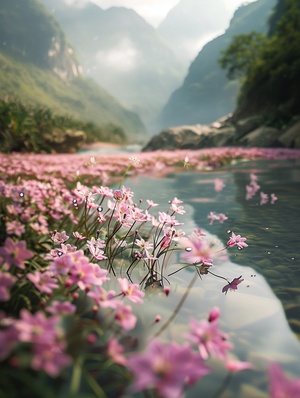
[65,0,258,27]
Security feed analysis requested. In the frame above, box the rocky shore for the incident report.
[142,114,300,151]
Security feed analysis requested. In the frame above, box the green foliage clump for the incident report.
[219,0,300,124]
[0,98,126,153]
[219,32,268,81]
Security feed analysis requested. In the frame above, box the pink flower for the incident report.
[93,185,113,197]
[15,310,60,344]
[164,286,170,296]
[127,339,210,398]
[246,184,256,200]
[208,212,228,224]
[87,237,107,260]
[146,199,159,207]
[207,211,220,225]
[218,213,228,223]
[179,234,213,265]
[107,336,127,366]
[170,197,185,214]
[114,302,137,331]
[45,243,77,260]
[49,250,94,278]
[0,238,33,269]
[171,202,185,214]
[270,193,278,204]
[50,230,69,243]
[183,156,190,168]
[118,278,144,303]
[160,236,172,249]
[0,272,17,301]
[69,261,109,290]
[214,178,225,192]
[269,363,300,397]
[72,231,86,240]
[227,232,248,249]
[193,228,206,238]
[225,359,252,372]
[46,301,76,315]
[31,342,71,377]
[245,174,260,200]
[260,191,269,205]
[222,276,244,294]
[113,189,123,201]
[208,307,220,323]
[87,286,117,309]
[186,317,232,360]
[158,212,180,226]
[27,271,58,294]
[6,220,25,237]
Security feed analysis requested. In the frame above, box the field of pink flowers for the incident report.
[1,147,300,398]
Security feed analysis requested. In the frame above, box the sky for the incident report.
[66,0,258,27]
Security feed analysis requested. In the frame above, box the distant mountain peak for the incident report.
[158,0,276,130]
[158,0,233,61]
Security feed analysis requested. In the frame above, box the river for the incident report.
[119,158,300,397]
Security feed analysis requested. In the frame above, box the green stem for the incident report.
[208,270,230,283]
[211,371,233,398]
[152,272,197,338]
[70,357,83,395]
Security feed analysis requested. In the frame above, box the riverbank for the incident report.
[80,141,125,150]
[79,141,142,154]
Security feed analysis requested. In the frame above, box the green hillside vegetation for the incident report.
[0,98,126,153]
[0,0,147,150]
[0,52,145,139]
[220,0,300,126]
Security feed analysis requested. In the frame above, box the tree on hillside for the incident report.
[219,32,268,80]
[219,0,300,122]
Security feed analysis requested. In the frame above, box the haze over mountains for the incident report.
[0,0,278,143]
[158,0,277,130]
[157,0,233,62]
[40,0,186,133]
[41,0,247,133]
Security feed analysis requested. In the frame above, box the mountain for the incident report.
[0,0,81,78]
[157,0,233,63]
[0,0,147,141]
[40,0,186,133]
[158,0,277,131]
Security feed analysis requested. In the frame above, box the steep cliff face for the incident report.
[0,0,81,80]
[40,0,186,133]
[158,0,277,131]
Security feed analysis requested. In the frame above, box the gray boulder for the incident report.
[142,114,300,151]
[142,125,213,151]
[278,119,300,148]
[195,126,237,148]
[238,126,283,147]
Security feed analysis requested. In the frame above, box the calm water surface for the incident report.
[120,158,300,397]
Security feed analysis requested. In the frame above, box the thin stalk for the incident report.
[211,371,233,398]
[70,357,83,395]
[152,272,197,338]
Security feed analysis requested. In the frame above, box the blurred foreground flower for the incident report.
[127,339,210,398]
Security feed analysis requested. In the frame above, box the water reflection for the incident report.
[124,160,300,397]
